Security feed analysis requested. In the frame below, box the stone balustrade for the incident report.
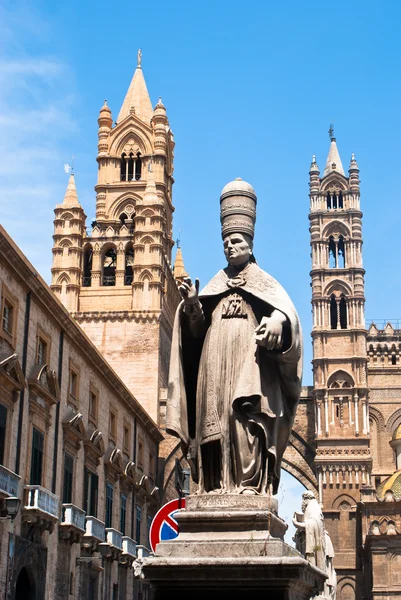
[84,516,106,542]
[106,527,123,550]
[61,504,86,531]
[24,485,59,518]
[0,464,20,497]
[122,536,136,557]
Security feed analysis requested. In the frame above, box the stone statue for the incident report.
[293,491,325,570]
[137,48,142,67]
[167,179,302,495]
[293,491,336,599]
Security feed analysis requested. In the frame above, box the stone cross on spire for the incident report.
[328,123,335,140]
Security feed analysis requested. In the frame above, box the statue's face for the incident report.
[223,233,252,267]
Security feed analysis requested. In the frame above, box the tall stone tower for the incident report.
[51,52,181,425]
[51,173,86,311]
[309,129,370,596]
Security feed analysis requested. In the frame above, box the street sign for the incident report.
[149,497,186,553]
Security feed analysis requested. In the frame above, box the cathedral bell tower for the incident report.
[51,51,180,424]
[309,128,370,596]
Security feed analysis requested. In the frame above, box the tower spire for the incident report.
[62,173,80,207]
[323,124,345,177]
[117,50,153,124]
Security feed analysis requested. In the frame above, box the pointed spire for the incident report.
[63,173,80,207]
[117,51,153,124]
[173,246,188,283]
[323,125,345,178]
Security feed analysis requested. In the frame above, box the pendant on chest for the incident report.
[221,293,248,319]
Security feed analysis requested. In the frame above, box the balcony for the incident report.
[23,485,59,518]
[0,464,20,497]
[106,527,123,550]
[137,545,151,558]
[61,503,86,533]
[122,536,136,557]
[102,275,116,287]
[84,515,106,542]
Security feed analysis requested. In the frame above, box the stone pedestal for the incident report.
[142,495,326,600]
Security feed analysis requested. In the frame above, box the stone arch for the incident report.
[60,212,74,221]
[323,279,353,297]
[327,369,354,389]
[370,405,385,467]
[110,125,153,156]
[386,407,401,433]
[321,174,348,191]
[141,209,155,217]
[369,405,385,432]
[109,193,139,221]
[139,269,153,282]
[282,431,318,493]
[56,273,71,285]
[58,239,72,248]
[15,566,37,600]
[140,235,155,245]
[332,493,355,510]
[322,220,351,239]
[337,579,355,600]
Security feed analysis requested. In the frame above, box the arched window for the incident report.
[120,153,127,181]
[338,235,345,268]
[128,153,134,180]
[332,193,337,209]
[326,192,331,210]
[120,213,128,225]
[339,294,347,329]
[135,152,142,180]
[102,248,116,286]
[338,191,344,209]
[328,236,337,268]
[125,244,134,285]
[83,246,93,287]
[330,295,337,329]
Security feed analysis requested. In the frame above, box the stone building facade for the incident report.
[0,225,161,600]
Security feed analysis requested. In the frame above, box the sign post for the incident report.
[149,497,186,553]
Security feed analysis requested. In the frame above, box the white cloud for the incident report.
[0,4,78,283]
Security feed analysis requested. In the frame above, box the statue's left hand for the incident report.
[255,310,287,350]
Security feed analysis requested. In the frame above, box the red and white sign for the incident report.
[149,497,186,553]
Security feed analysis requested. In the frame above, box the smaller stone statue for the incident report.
[293,491,325,570]
[293,491,336,600]
[137,48,142,67]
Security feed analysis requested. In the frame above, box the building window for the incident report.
[136,505,142,543]
[112,584,118,600]
[89,389,98,423]
[120,152,142,182]
[84,467,99,517]
[149,453,155,484]
[120,494,127,535]
[68,363,79,405]
[105,483,114,528]
[328,236,336,268]
[125,244,134,285]
[0,404,7,465]
[63,453,74,504]
[30,427,44,485]
[123,422,130,455]
[147,514,153,547]
[37,336,48,365]
[137,437,144,469]
[2,300,13,335]
[83,245,93,287]
[102,248,116,286]
[338,235,345,268]
[339,295,347,329]
[109,410,117,441]
[330,295,338,329]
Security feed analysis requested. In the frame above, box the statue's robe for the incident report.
[166,262,302,494]
[304,499,326,571]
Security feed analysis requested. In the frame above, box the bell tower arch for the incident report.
[309,128,370,598]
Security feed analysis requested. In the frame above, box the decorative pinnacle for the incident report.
[312,155,316,164]
[137,49,142,68]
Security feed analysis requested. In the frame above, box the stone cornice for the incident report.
[0,226,163,443]
[72,310,162,324]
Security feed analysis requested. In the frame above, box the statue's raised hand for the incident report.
[255,310,287,350]
[179,277,200,305]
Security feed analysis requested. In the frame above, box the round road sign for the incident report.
[149,497,186,553]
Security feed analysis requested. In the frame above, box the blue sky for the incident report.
[1,0,401,536]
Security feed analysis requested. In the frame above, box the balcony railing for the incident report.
[0,464,21,497]
[124,275,133,285]
[102,276,116,287]
[61,504,86,531]
[122,536,137,557]
[85,516,106,542]
[82,276,92,287]
[137,545,150,558]
[106,528,123,550]
[24,485,59,518]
